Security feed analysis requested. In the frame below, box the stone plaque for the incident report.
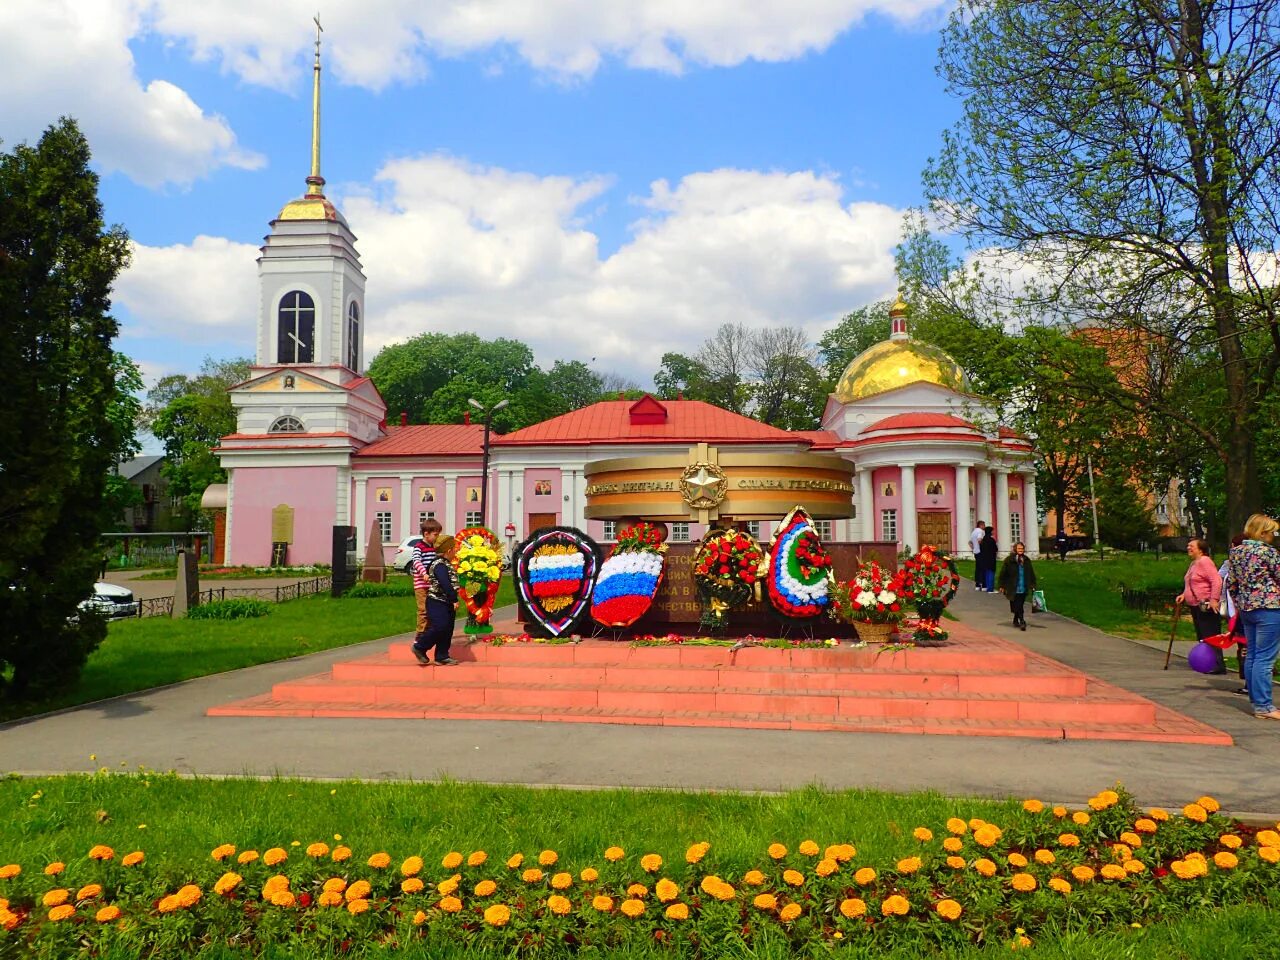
[271,504,295,544]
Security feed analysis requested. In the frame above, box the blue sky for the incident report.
[2,2,961,389]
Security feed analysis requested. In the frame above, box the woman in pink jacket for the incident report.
[1178,538,1223,643]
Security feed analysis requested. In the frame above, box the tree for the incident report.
[0,118,131,700]
[817,301,894,385]
[744,326,826,430]
[102,353,145,530]
[924,0,1280,533]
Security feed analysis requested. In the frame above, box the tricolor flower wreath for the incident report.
[514,527,602,637]
[451,527,503,634]
[693,529,764,626]
[765,507,834,619]
[591,522,668,629]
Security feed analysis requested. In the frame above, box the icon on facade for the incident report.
[925,480,945,496]
[1010,488,1021,501]
[534,480,553,496]
[466,486,482,502]
[375,487,392,502]
[419,487,435,503]
[881,482,896,497]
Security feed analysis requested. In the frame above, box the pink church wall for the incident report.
[229,466,338,566]
[871,467,901,541]
[1009,475,1025,543]
[364,476,400,547]
[915,465,958,551]
[458,475,484,529]
[525,469,562,528]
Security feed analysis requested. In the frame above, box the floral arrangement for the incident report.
[908,618,950,646]
[451,528,503,634]
[591,522,668,628]
[513,527,602,637]
[3,788,1278,954]
[831,559,906,625]
[765,508,835,619]
[614,521,666,553]
[693,529,764,626]
[898,545,958,610]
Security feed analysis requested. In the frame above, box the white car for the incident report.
[391,537,424,573]
[79,582,140,620]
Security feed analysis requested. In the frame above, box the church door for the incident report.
[916,511,953,552]
[526,512,558,534]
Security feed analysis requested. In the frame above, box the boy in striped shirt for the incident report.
[410,518,441,658]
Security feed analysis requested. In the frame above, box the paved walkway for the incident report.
[2,587,1276,816]
[105,569,319,602]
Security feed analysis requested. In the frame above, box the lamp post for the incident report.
[468,397,509,530]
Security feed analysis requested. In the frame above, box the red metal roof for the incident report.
[356,424,486,457]
[494,399,801,447]
[793,430,841,450]
[862,413,975,433]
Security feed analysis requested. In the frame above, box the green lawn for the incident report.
[0,577,518,723]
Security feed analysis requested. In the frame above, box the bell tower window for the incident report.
[269,415,306,434]
[346,301,360,371]
[277,291,315,363]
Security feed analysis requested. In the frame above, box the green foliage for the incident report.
[0,118,131,701]
[817,300,893,384]
[100,353,146,531]
[342,579,415,598]
[1081,468,1160,551]
[185,598,272,620]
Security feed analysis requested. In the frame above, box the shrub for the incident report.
[186,599,272,620]
[342,580,414,599]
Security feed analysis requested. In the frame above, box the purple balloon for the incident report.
[1187,641,1221,674]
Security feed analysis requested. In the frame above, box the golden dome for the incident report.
[889,291,909,318]
[833,338,968,404]
[276,195,346,224]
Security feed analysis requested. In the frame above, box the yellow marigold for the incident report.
[1011,873,1037,892]
[546,872,570,891]
[47,905,75,922]
[345,880,372,901]
[626,883,648,898]
[880,894,910,917]
[685,842,710,864]
[270,890,296,908]
[1148,807,1169,822]
[395,855,421,877]
[467,851,487,867]
[547,894,572,916]
[839,897,866,918]
[1034,849,1055,865]
[1112,844,1132,862]
[798,839,820,856]
[1008,853,1028,868]
[236,850,258,865]
[401,878,424,894]
[1134,820,1158,836]
[783,869,805,886]
[896,857,921,875]
[946,856,966,869]
[942,836,963,853]
[119,851,142,868]
[1058,833,1080,848]
[95,905,121,923]
[331,846,352,862]
[346,898,370,916]
[946,818,968,835]
[640,854,662,873]
[665,903,689,920]
[439,896,462,913]
[753,891,778,911]
[437,876,460,897]
[506,853,524,870]
[176,885,201,908]
[592,895,614,912]
[43,889,70,907]
[1100,864,1127,881]
[367,852,391,869]
[815,858,837,877]
[913,827,933,842]
[539,850,558,867]
[157,895,180,913]
[263,848,287,867]
[767,843,788,860]
[323,878,347,893]
[973,825,1003,848]
[1258,846,1280,864]
[1097,790,1120,806]
[1072,811,1090,826]
[1048,877,1072,895]
[829,843,855,862]
[779,903,802,922]
[1214,851,1239,870]
[854,867,877,885]
[579,867,599,883]
[711,880,736,901]
[522,868,544,884]
[1197,796,1221,813]
[621,899,645,918]
[1023,799,1044,814]
[44,862,65,876]
[412,910,427,925]
[1125,859,1146,874]
[213,873,242,896]
[88,845,114,861]
[262,875,290,898]
[1071,866,1095,883]
[432,851,459,870]
[76,884,102,900]
[1052,806,1067,818]
[973,858,997,878]
[0,865,19,879]
[1256,830,1280,847]
[1120,831,1142,847]
[604,847,624,862]
[1220,835,1243,850]
[742,869,766,886]
[306,842,329,859]
[936,899,962,920]
[656,878,679,902]
[1183,803,1208,823]
[474,879,497,897]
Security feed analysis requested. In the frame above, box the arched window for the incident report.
[277,291,315,363]
[346,300,360,371]
[269,415,306,434]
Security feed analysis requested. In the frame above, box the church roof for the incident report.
[833,338,968,404]
[356,424,486,457]
[792,430,841,450]
[493,398,800,447]
[861,413,976,433]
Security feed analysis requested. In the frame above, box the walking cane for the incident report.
[1162,598,1183,670]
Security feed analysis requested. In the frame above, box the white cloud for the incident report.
[0,0,263,187]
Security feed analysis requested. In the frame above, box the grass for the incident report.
[0,577,518,723]
[1,775,1278,958]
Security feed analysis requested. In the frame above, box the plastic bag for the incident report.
[1030,589,1047,613]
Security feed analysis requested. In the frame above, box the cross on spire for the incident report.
[306,13,325,196]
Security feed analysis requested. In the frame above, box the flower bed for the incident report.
[3,787,1278,955]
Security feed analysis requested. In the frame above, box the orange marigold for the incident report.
[1183,803,1208,823]
[621,899,645,918]
[742,869,766,886]
[401,856,423,877]
[626,883,648,898]
[0,865,19,880]
[345,880,372,901]
[656,879,679,902]
[779,903,802,923]
[475,879,497,897]
[213,873,242,896]
[263,848,287,867]
[76,884,103,900]
[973,825,1003,848]
[1048,877,1072,895]
[367,852,391,869]
[176,885,201,908]
[506,853,524,870]
[1100,865,1127,881]
[95,905,121,923]
[262,875,290,898]
[306,842,329,859]
[942,837,963,853]
[1112,844,1132,862]
[1197,796,1221,813]
[551,872,573,890]
[522,868,544,884]
[592,895,614,912]
[270,891,296,908]
[157,895,180,913]
[854,867,877,885]
[767,843,787,860]
[604,847,624,862]
[1008,853,1028,868]
[579,868,599,883]
[946,856,966,869]
[1256,830,1280,847]
[665,903,689,921]
[1072,811,1090,826]
[783,869,805,886]
[235,850,258,866]
[346,898,370,916]
[1071,866,1096,883]
[896,857,921,875]
[640,854,662,873]
[323,878,347,893]
[547,894,572,916]
[401,878,424,894]
[1134,819,1158,835]
[685,842,710,864]
[1011,873,1037,892]
[973,859,997,877]
[331,846,352,862]
[47,905,75,922]
[437,876,460,897]
[1214,852,1239,870]
[1120,831,1142,847]
[412,910,427,925]
[946,818,968,835]
[439,896,463,913]
[912,827,933,842]
[1058,833,1080,848]
[798,840,820,856]
[829,843,855,861]
[1052,806,1067,818]
[1034,849,1055,865]
[441,851,463,869]
[1258,846,1280,864]
[839,897,866,918]
[936,899,962,921]
[44,863,65,876]
[88,845,114,861]
[815,858,837,877]
[1220,835,1243,850]
[43,890,70,907]
[1023,799,1044,814]
[467,851,487,867]
[1147,807,1169,822]
[880,895,910,917]
[539,850,558,867]
[1125,859,1147,874]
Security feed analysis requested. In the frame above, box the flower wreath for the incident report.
[514,526,603,637]
[693,528,764,626]
[765,507,835,619]
[452,527,503,634]
[591,522,668,629]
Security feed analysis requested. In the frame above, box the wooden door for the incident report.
[526,513,558,533]
[916,511,953,551]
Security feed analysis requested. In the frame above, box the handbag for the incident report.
[1030,589,1047,613]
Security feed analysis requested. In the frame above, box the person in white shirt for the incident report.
[969,521,986,590]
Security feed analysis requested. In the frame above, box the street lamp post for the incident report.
[469,397,509,530]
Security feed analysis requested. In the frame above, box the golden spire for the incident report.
[889,287,909,341]
[306,14,325,197]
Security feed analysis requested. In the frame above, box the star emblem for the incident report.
[680,462,727,509]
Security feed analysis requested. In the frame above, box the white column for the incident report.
[224,469,237,564]
[496,470,512,538]
[573,471,588,529]
[354,477,367,555]
[994,468,1011,558]
[444,477,457,532]
[858,467,875,540]
[1023,471,1040,557]
[975,467,992,532]
[564,468,579,525]
[399,476,412,541]
[900,464,917,552]
[954,463,973,556]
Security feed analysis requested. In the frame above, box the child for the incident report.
[414,534,460,666]
[410,518,442,654]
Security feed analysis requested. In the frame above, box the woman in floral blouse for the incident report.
[1226,514,1280,720]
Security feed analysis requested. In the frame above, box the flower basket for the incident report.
[452,527,503,634]
[831,558,907,628]
[591,522,668,628]
[693,529,764,627]
[853,621,897,644]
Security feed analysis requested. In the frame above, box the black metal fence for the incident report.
[1118,584,1180,614]
[135,576,332,618]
